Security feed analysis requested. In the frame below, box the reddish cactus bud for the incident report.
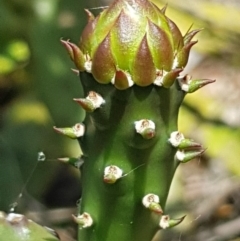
[75,0,198,88]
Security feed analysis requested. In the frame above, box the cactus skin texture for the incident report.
[0,212,60,241]
[58,0,215,240]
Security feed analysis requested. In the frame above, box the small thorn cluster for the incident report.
[53,123,85,139]
[72,213,93,229]
[74,91,105,112]
[104,165,123,184]
[53,0,216,240]
[135,119,156,139]
[169,131,205,163]
[142,194,185,229]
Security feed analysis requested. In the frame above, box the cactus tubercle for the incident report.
[103,165,123,184]
[53,123,85,139]
[72,213,93,229]
[135,119,156,139]
[142,194,163,214]
[159,215,186,229]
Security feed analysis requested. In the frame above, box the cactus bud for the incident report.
[57,0,215,240]
[142,194,163,214]
[159,215,186,229]
[103,165,123,184]
[75,0,200,88]
[174,41,198,68]
[60,39,74,60]
[72,213,93,228]
[53,123,85,139]
[111,70,134,90]
[155,68,183,88]
[184,28,202,45]
[135,119,156,139]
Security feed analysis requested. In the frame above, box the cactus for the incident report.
[0,212,60,241]
[57,0,215,240]
[0,0,215,240]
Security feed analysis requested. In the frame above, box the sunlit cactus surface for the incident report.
[0,0,215,241]
[57,0,215,241]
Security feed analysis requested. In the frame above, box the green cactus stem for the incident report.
[0,212,60,241]
[58,0,215,240]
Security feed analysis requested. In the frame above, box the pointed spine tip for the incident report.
[160,4,168,14]
[184,28,203,44]
[74,98,95,112]
[176,149,206,163]
[176,41,198,68]
[71,68,80,75]
[178,75,216,93]
[159,215,186,229]
[68,42,86,71]
[60,39,74,60]
[84,9,95,22]
[169,131,202,149]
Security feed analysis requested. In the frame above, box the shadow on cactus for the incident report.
[0,0,215,240]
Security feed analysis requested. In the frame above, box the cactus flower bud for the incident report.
[68,0,202,88]
[56,0,216,241]
[74,91,105,112]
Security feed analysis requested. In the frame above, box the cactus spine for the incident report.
[58,0,215,240]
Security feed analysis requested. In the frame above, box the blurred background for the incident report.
[0,0,239,240]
